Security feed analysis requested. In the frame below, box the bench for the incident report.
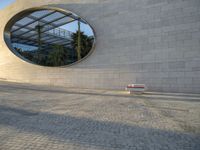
[126,84,146,94]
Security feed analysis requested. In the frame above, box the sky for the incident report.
[60,21,94,36]
[0,0,15,10]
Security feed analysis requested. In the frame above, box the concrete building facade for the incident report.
[0,0,200,93]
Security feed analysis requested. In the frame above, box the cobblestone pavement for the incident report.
[0,81,200,150]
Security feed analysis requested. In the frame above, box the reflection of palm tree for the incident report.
[77,20,81,61]
[71,31,94,60]
[47,44,67,66]
[35,24,43,52]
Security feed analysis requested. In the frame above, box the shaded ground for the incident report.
[0,81,199,150]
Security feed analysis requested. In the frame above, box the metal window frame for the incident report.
[4,6,96,67]
[12,23,72,46]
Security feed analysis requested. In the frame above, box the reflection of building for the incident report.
[7,8,94,66]
[0,0,200,93]
[10,9,79,54]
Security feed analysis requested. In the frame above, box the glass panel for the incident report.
[30,10,54,18]
[9,8,95,67]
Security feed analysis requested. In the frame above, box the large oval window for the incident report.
[4,7,95,67]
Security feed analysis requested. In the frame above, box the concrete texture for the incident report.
[0,81,200,150]
[0,0,200,93]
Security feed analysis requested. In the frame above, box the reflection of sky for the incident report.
[11,8,94,51]
[60,21,94,36]
[12,20,94,52]
[13,43,37,51]
[0,0,15,9]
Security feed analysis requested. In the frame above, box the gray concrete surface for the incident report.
[0,0,200,93]
[0,81,199,150]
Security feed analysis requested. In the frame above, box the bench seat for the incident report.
[126,84,146,93]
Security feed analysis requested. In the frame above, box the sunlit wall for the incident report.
[0,0,200,93]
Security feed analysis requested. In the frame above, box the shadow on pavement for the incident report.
[0,105,199,150]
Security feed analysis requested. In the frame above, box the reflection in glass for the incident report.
[10,9,95,66]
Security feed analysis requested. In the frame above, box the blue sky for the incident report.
[0,0,15,9]
[61,21,93,36]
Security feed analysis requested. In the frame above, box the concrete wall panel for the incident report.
[0,0,200,93]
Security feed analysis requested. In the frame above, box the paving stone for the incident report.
[0,81,199,150]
